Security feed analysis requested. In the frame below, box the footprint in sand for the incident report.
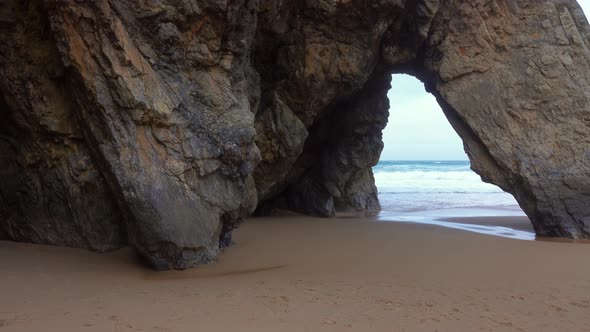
[570,301,590,309]
[322,319,337,326]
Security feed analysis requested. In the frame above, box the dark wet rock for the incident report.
[1,0,589,269]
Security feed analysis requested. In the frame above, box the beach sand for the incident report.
[1,216,590,331]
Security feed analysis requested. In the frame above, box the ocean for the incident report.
[373,160,520,213]
[373,160,532,240]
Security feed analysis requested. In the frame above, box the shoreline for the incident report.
[376,206,534,240]
[439,215,533,232]
[2,215,590,331]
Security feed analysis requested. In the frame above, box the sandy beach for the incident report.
[1,216,590,332]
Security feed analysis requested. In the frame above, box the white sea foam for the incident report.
[379,208,532,240]
[373,161,520,212]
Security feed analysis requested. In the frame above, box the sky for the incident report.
[380,74,467,161]
[380,0,590,161]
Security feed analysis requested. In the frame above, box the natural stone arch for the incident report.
[395,0,590,238]
[254,0,590,238]
[0,0,588,270]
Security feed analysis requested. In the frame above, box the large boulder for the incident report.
[0,0,588,269]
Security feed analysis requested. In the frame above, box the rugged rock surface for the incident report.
[0,0,260,269]
[1,0,589,269]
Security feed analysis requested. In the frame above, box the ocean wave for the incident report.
[373,170,500,193]
[374,163,471,173]
[373,160,520,213]
[378,191,502,194]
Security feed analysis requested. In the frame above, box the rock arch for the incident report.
[254,0,590,239]
[0,0,589,269]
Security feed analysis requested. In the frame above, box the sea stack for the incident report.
[1,0,589,269]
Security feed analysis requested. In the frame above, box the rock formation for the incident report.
[1,0,589,269]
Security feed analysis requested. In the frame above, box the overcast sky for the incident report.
[380,0,590,161]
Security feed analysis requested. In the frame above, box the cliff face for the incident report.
[1,0,589,269]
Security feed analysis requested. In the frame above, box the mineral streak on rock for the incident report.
[0,0,589,269]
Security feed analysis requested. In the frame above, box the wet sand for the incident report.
[440,215,534,232]
[2,216,590,331]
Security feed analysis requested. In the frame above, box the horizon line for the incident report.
[378,159,470,162]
